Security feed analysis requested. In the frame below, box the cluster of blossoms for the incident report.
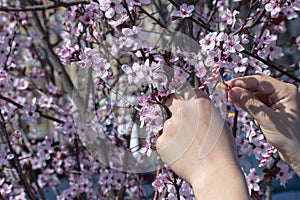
[122,59,168,91]
[152,166,195,199]
[0,0,299,199]
[199,32,247,72]
[77,48,112,79]
[98,168,143,197]
[264,0,300,19]
[99,0,150,19]
[254,29,283,61]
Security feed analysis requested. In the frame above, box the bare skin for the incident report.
[156,75,300,199]
[227,74,300,175]
[156,87,249,199]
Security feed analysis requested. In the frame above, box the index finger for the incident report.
[227,74,285,95]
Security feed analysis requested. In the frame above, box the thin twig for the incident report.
[165,2,300,82]
[28,5,85,113]
[139,6,167,28]
[123,0,134,24]
[0,94,65,124]
[242,50,300,82]
[0,114,36,200]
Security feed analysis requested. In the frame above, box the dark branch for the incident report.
[242,50,300,82]
[0,0,89,12]
[0,94,65,124]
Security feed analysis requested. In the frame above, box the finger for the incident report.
[228,87,275,123]
[227,74,285,95]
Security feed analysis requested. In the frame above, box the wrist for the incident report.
[191,165,250,200]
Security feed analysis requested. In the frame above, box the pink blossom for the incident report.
[122,62,146,85]
[289,0,300,11]
[62,120,77,142]
[99,169,113,194]
[173,66,190,84]
[249,57,270,75]
[276,162,294,187]
[92,58,111,79]
[111,171,125,190]
[0,105,15,121]
[79,12,93,25]
[179,181,193,198]
[38,95,53,108]
[79,177,92,193]
[265,42,283,61]
[148,60,168,87]
[257,41,283,61]
[0,183,12,197]
[265,0,281,18]
[283,6,298,20]
[46,82,61,96]
[139,104,164,134]
[199,32,218,53]
[234,57,248,73]
[56,43,80,65]
[254,29,277,49]
[36,136,54,161]
[122,26,149,49]
[13,78,29,90]
[99,0,125,19]
[246,168,261,194]
[171,3,194,19]
[223,35,245,53]
[86,2,103,19]
[77,48,99,68]
[152,173,167,192]
[20,98,40,124]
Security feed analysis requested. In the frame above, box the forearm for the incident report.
[191,166,250,200]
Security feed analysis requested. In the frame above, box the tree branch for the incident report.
[28,5,85,114]
[0,0,89,12]
[165,1,300,82]
[0,114,36,200]
[139,6,167,28]
[242,50,300,82]
[0,94,65,124]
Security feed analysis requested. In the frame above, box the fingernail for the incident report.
[229,89,241,101]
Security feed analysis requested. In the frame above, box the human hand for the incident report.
[157,86,249,199]
[227,74,300,175]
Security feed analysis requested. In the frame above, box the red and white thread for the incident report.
[198,65,220,90]
[259,146,277,167]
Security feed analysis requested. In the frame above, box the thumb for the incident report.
[228,87,275,123]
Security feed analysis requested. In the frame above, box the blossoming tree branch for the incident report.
[0,0,299,199]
